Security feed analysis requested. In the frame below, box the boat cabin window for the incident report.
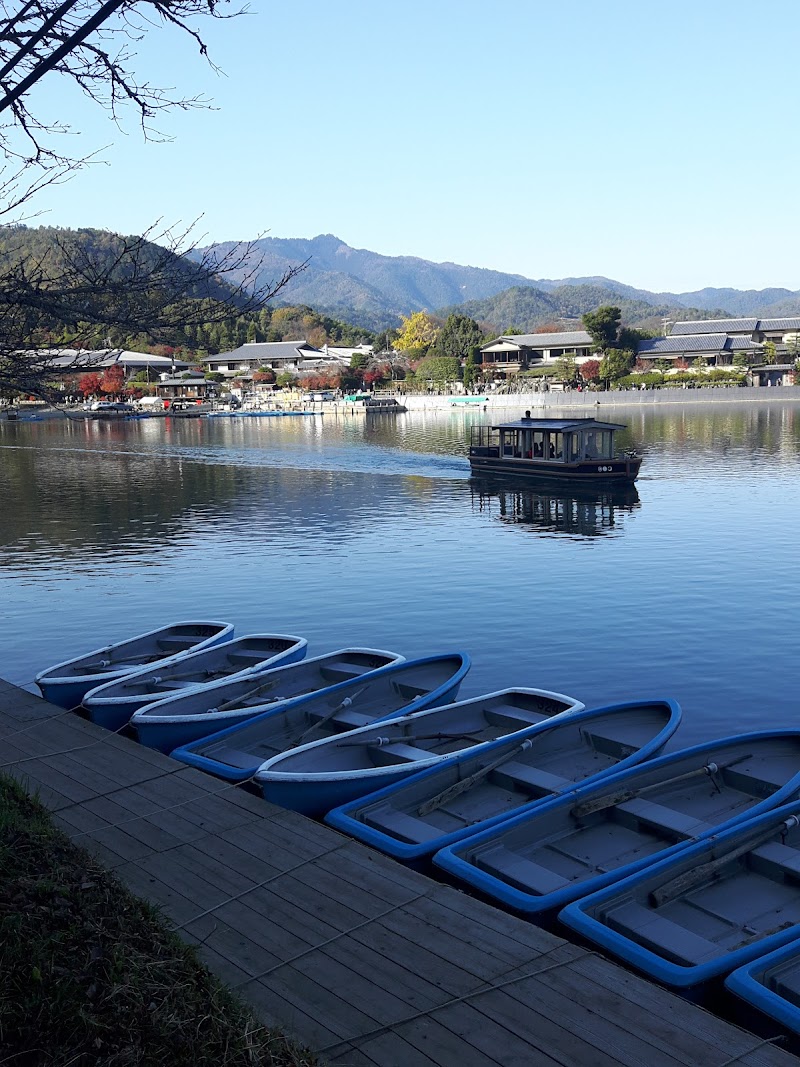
[583,431,613,460]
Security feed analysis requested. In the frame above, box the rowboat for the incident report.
[130,647,405,752]
[170,653,471,783]
[81,634,308,732]
[726,935,800,1040]
[561,800,800,994]
[433,731,800,920]
[254,686,585,817]
[324,699,681,863]
[34,621,235,710]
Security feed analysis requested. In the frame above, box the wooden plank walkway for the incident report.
[2,675,797,1067]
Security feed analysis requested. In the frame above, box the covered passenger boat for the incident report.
[469,416,642,483]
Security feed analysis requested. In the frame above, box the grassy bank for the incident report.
[0,774,319,1066]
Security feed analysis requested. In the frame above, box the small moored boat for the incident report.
[726,934,800,1040]
[561,800,800,993]
[254,686,585,817]
[131,647,405,752]
[324,699,681,863]
[469,416,642,484]
[35,621,235,710]
[82,634,308,732]
[433,731,800,919]
[170,653,471,783]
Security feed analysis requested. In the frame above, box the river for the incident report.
[2,402,799,748]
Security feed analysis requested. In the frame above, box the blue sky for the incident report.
[16,0,800,292]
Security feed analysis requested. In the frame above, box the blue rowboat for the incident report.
[433,731,800,920]
[254,686,585,818]
[34,621,235,710]
[130,647,405,752]
[561,800,800,994]
[170,653,471,784]
[324,699,681,864]
[82,634,308,732]
[726,937,800,1040]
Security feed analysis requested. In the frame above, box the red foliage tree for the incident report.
[100,365,125,395]
[580,359,601,383]
[78,372,102,397]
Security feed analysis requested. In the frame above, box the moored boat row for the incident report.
[33,618,800,1043]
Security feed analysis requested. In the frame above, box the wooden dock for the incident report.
[2,675,797,1066]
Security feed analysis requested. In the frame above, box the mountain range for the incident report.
[197,234,800,333]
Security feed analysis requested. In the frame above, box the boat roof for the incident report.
[490,417,627,432]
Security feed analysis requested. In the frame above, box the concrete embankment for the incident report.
[399,384,800,412]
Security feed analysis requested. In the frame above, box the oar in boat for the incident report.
[120,665,223,688]
[290,687,369,746]
[649,813,800,908]
[211,677,284,714]
[417,738,535,817]
[334,730,488,748]
[570,754,752,820]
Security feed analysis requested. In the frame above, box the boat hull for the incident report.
[432,730,800,919]
[726,940,800,1039]
[131,648,405,752]
[34,621,234,710]
[82,635,308,732]
[170,653,471,783]
[468,453,642,484]
[255,687,585,818]
[324,699,681,862]
[560,800,800,993]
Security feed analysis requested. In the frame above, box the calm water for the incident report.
[2,403,800,748]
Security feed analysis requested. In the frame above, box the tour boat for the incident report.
[469,416,642,483]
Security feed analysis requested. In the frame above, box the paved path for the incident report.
[1,677,797,1066]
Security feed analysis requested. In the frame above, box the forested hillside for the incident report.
[0,226,374,355]
[436,285,726,334]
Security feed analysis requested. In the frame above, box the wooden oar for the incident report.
[417,738,535,817]
[649,814,800,908]
[213,677,283,713]
[335,730,486,748]
[570,755,752,820]
[290,687,369,746]
[120,665,221,689]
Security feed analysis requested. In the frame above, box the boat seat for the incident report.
[319,667,366,684]
[366,809,444,844]
[606,903,719,966]
[368,743,433,766]
[493,762,572,796]
[330,708,375,729]
[485,707,548,729]
[581,726,639,758]
[157,638,195,652]
[227,652,273,667]
[614,798,709,839]
[721,767,779,796]
[748,841,800,882]
[391,682,428,700]
[477,847,572,896]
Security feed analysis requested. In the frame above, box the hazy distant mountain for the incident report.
[195,233,800,331]
[438,285,725,334]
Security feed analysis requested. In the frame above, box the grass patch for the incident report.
[0,774,320,1066]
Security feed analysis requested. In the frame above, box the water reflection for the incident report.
[470,477,641,538]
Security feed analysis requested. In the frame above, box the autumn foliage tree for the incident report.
[580,359,601,383]
[394,311,440,356]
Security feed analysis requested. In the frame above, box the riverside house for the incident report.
[480,331,596,376]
